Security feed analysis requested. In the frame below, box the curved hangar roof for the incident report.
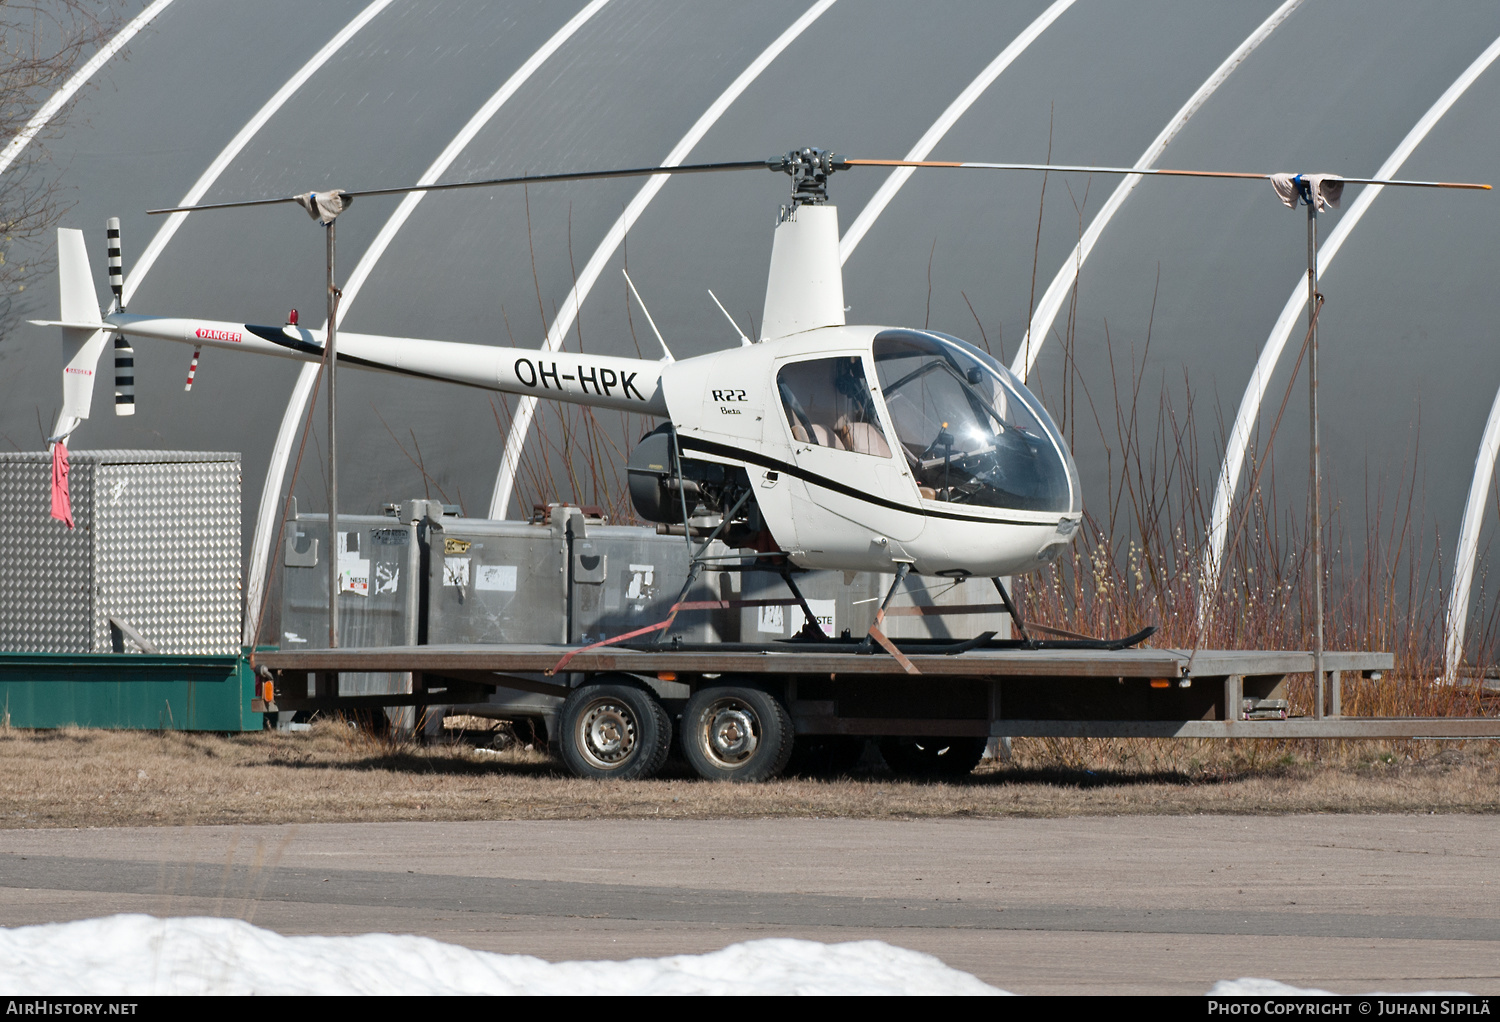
[5,0,1500,658]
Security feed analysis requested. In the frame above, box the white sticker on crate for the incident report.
[758,599,836,637]
[475,564,517,592]
[338,531,370,596]
[625,564,656,600]
[443,556,470,588]
[373,563,399,595]
[796,599,837,637]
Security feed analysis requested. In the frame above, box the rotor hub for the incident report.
[768,147,848,214]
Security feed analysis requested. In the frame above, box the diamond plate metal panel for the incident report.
[94,454,241,654]
[0,453,94,653]
[0,451,239,654]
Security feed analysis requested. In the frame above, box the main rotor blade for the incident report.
[146,150,1489,216]
[843,159,1492,191]
[146,159,775,215]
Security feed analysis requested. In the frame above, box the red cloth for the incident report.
[50,441,73,530]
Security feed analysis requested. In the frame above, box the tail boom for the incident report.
[102,313,669,416]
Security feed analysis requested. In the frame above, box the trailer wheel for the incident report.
[559,682,672,780]
[785,736,867,777]
[681,686,793,782]
[878,736,986,779]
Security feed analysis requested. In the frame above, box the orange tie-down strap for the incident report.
[865,603,1014,676]
[865,623,919,676]
[548,598,804,674]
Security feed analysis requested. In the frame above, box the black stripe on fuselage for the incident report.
[677,435,1054,527]
[244,324,494,391]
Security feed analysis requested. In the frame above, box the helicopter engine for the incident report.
[627,424,770,548]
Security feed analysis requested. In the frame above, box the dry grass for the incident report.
[2,720,1497,830]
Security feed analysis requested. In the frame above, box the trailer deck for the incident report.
[253,644,1500,740]
[259,643,1383,677]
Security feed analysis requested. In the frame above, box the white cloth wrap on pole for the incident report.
[1269,173,1344,211]
[294,190,352,224]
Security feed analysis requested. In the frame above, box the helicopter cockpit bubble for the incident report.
[872,329,1080,515]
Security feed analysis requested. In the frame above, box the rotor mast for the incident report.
[762,148,847,341]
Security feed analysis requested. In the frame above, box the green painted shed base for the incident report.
[0,654,263,732]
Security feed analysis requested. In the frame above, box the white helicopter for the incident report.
[36,148,1483,652]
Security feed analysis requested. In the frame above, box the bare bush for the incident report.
[0,1,119,334]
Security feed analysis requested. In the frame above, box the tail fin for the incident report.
[29,228,107,439]
[57,228,102,328]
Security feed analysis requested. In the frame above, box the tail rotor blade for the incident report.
[106,218,124,309]
[106,217,135,416]
[113,334,136,415]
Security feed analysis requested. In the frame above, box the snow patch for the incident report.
[1211,979,1339,996]
[0,915,1009,996]
[1210,979,1472,997]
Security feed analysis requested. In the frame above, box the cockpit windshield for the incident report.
[873,330,1080,513]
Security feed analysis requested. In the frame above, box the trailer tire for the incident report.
[785,735,867,777]
[878,736,986,779]
[559,681,672,780]
[681,685,793,782]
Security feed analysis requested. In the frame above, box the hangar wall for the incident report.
[3,0,1498,663]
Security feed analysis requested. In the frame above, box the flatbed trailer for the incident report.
[251,643,1500,781]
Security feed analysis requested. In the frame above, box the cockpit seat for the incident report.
[837,419,892,459]
[791,423,847,450]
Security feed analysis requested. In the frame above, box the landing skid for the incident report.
[621,625,1157,657]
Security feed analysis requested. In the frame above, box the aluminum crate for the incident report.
[0,450,240,654]
[278,499,428,699]
[424,514,569,646]
[570,525,732,646]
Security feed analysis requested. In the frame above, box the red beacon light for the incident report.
[286,308,299,326]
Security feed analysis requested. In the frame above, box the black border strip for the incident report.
[679,435,1057,527]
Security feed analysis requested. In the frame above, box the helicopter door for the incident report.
[775,355,924,544]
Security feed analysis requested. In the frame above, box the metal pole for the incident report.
[326,220,339,648]
[1307,198,1325,718]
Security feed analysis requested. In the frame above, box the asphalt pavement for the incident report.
[1,816,1495,994]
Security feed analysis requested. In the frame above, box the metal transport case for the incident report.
[0,450,240,655]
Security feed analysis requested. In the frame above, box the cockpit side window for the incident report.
[777,356,892,458]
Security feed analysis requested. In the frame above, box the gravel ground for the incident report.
[2,719,1497,828]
